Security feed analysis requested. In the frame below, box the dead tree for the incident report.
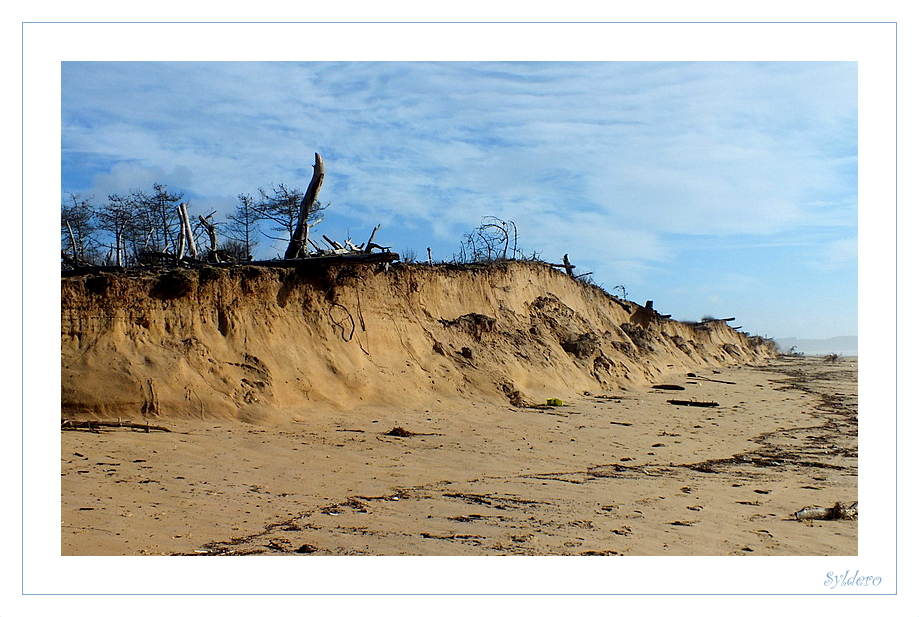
[457,217,518,262]
[549,254,577,277]
[198,213,220,262]
[563,254,576,277]
[97,194,137,267]
[64,221,81,265]
[285,153,325,259]
[176,225,185,264]
[62,193,98,265]
[177,202,198,260]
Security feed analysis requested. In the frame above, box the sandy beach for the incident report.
[61,354,856,556]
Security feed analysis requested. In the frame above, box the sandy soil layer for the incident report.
[61,355,856,556]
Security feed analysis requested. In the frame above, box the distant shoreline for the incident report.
[774,336,857,358]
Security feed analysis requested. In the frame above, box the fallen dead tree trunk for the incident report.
[247,251,400,268]
[61,249,93,269]
[61,419,172,433]
[667,399,720,407]
[61,264,126,276]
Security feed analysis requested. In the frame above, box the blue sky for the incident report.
[61,61,857,340]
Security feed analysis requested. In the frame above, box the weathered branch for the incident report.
[198,215,220,262]
[285,153,325,259]
[176,226,185,263]
[65,220,79,261]
[323,235,344,250]
[364,224,381,253]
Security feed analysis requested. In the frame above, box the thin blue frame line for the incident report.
[33,20,890,597]
[21,19,26,601]
[893,19,898,598]
[21,20,899,24]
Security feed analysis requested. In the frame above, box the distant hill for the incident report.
[774,336,857,357]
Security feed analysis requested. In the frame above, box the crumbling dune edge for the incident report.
[61,260,776,421]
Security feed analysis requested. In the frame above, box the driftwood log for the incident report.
[793,502,858,521]
[685,373,736,385]
[61,419,172,433]
[667,399,720,408]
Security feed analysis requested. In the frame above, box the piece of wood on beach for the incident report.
[652,384,686,390]
[689,375,737,385]
[384,426,416,437]
[793,501,858,521]
[61,419,172,433]
[667,399,720,408]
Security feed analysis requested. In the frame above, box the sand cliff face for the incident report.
[61,261,776,420]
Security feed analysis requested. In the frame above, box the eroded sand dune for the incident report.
[61,260,775,421]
